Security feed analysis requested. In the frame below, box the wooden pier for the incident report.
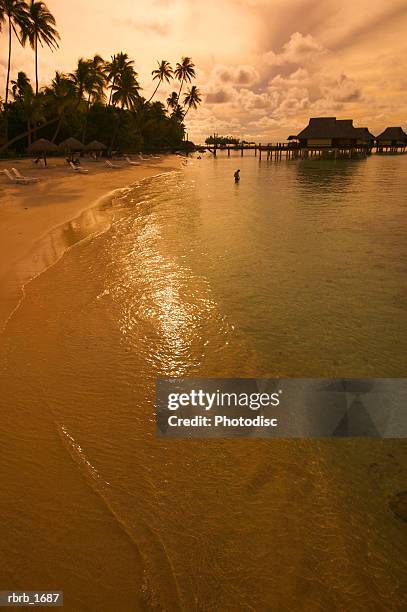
[204,142,373,160]
[201,120,407,160]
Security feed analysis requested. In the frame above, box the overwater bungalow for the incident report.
[295,117,372,157]
[297,118,360,147]
[376,127,407,153]
[354,127,375,146]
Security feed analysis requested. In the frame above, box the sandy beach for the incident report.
[0,155,182,327]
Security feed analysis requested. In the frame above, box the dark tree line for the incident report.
[0,1,202,155]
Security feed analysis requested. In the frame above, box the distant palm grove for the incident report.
[0,0,202,155]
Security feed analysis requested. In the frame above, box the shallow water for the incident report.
[0,155,406,611]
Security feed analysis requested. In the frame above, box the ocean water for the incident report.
[0,154,406,611]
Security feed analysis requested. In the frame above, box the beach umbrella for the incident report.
[58,137,85,152]
[85,140,107,151]
[28,139,59,166]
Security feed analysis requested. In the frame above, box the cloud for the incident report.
[206,89,234,104]
[330,2,407,51]
[329,75,361,103]
[199,27,364,141]
[115,18,170,36]
[210,64,260,87]
[263,32,327,67]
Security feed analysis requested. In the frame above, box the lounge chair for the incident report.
[69,162,89,174]
[105,160,123,169]
[12,168,40,183]
[137,154,148,161]
[3,168,37,185]
[124,156,140,166]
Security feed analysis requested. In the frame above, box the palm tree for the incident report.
[111,65,141,110]
[16,86,44,145]
[110,65,141,152]
[183,85,202,117]
[148,59,173,103]
[84,55,106,104]
[68,57,91,107]
[44,71,77,142]
[11,70,31,98]
[174,56,195,104]
[11,69,39,145]
[21,0,59,94]
[105,52,134,106]
[81,55,106,142]
[0,0,29,106]
[166,91,178,111]
[171,104,185,123]
[149,100,167,120]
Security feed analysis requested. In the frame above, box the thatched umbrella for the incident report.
[59,137,85,163]
[85,140,107,160]
[28,138,59,166]
[85,140,107,151]
[59,137,84,152]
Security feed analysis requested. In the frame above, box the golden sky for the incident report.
[1,0,407,141]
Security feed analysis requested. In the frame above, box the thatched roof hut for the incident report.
[297,117,337,141]
[376,127,407,145]
[354,127,375,143]
[297,118,356,141]
[295,117,375,148]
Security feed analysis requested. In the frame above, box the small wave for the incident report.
[56,423,183,610]
[58,424,109,486]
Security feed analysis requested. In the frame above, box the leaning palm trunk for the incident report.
[51,117,63,143]
[147,80,161,103]
[177,78,184,104]
[108,78,115,106]
[0,115,60,155]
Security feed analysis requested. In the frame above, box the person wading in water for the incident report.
[234,169,241,182]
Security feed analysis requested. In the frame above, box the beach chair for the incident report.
[69,162,89,174]
[137,154,148,161]
[3,168,37,185]
[124,156,140,166]
[105,160,122,169]
[12,168,40,183]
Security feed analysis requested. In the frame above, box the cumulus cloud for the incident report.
[210,64,260,87]
[329,74,361,102]
[263,32,327,67]
[206,89,234,104]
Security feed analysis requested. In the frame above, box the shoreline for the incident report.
[0,155,183,328]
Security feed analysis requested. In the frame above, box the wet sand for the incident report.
[0,156,182,611]
[0,155,181,327]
